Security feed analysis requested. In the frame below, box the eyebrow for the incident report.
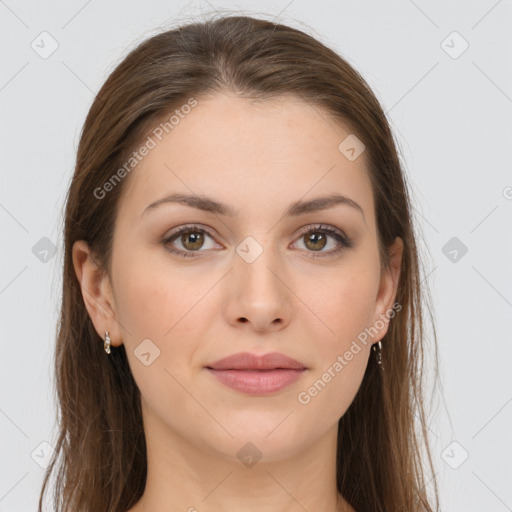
[142,192,365,222]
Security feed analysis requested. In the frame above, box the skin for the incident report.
[73,91,403,512]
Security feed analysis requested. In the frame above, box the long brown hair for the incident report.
[39,14,440,512]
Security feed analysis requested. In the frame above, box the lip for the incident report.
[205,351,307,395]
[206,351,307,371]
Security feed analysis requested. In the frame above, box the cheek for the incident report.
[296,276,375,423]
[294,259,378,412]
[303,262,380,354]
[112,253,203,413]
[112,249,211,379]
[296,346,369,437]
[113,246,198,340]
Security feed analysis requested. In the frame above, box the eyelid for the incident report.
[293,223,351,243]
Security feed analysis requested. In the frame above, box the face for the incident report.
[74,92,402,464]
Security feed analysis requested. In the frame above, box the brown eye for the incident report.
[292,224,354,259]
[303,231,328,252]
[179,230,205,251]
[162,223,353,259]
[162,225,220,258]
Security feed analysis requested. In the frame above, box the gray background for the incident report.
[1,0,511,510]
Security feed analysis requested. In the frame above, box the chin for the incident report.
[200,415,310,462]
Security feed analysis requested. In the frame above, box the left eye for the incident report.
[162,224,353,259]
[292,225,350,256]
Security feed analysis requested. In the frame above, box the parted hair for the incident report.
[38,14,440,512]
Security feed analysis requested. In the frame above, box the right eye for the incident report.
[161,225,222,258]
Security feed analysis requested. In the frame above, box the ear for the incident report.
[371,236,404,343]
[72,240,123,348]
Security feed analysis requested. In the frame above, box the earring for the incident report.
[373,340,384,370]
[104,331,111,355]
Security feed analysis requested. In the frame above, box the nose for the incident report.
[223,249,292,333]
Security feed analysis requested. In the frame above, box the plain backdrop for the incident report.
[1,1,511,511]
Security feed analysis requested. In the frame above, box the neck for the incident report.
[128,403,354,512]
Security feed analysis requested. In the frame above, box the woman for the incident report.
[38,14,440,512]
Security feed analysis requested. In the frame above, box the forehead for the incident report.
[117,92,374,225]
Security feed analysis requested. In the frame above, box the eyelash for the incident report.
[161,223,354,259]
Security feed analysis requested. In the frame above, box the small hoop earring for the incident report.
[104,331,111,355]
[372,340,384,370]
